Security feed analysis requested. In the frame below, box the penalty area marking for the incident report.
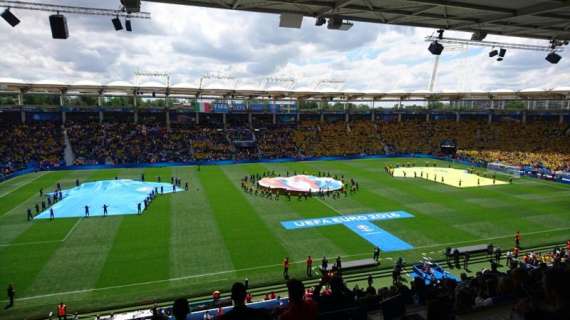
[62,218,82,241]
[0,172,49,198]
[2,226,569,302]
[0,218,82,247]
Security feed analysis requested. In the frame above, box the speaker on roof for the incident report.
[112,16,123,31]
[279,13,303,28]
[2,9,20,27]
[49,14,68,39]
[327,16,343,30]
[546,52,562,64]
[428,41,444,55]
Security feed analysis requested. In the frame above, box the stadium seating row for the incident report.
[105,245,570,320]
[1,119,569,178]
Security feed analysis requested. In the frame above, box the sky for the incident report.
[1,0,569,92]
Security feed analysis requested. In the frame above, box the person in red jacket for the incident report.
[57,302,67,320]
[306,256,313,277]
[515,231,521,248]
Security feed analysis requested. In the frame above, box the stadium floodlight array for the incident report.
[425,34,567,64]
[0,0,150,38]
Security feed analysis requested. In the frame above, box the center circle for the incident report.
[257,175,344,193]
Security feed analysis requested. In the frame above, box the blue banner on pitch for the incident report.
[343,221,414,252]
[281,211,413,230]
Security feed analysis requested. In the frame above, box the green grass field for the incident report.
[1,158,570,319]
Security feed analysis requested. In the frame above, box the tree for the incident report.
[22,94,59,105]
[504,100,525,110]
[298,100,319,111]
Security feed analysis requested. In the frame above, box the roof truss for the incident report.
[143,0,570,40]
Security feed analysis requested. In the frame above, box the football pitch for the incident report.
[1,158,570,319]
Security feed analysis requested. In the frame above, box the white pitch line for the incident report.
[0,239,62,247]
[315,197,345,216]
[62,218,82,242]
[0,276,230,303]
[2,226,568,302]
[0,172,48,198]
[0,218,82,247]
[411,226,570,251]
[1,224,568,302]
[0,251,371,303]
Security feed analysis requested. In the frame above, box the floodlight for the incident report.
[489,49,498,57]
[125,19,132,32]
[315,16,326,26]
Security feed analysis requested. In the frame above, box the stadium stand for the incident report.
[1,114,570,181]
[0,123,64,176]
[96,244,569,320]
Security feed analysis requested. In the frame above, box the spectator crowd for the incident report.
[1,117,569,178]
[141,243,570,320]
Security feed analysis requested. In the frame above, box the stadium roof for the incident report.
[1,81,570,100]
[145,0,570,40]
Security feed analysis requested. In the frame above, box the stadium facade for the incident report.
[1,81,570,126]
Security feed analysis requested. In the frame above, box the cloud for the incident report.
[0,0,567,91]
